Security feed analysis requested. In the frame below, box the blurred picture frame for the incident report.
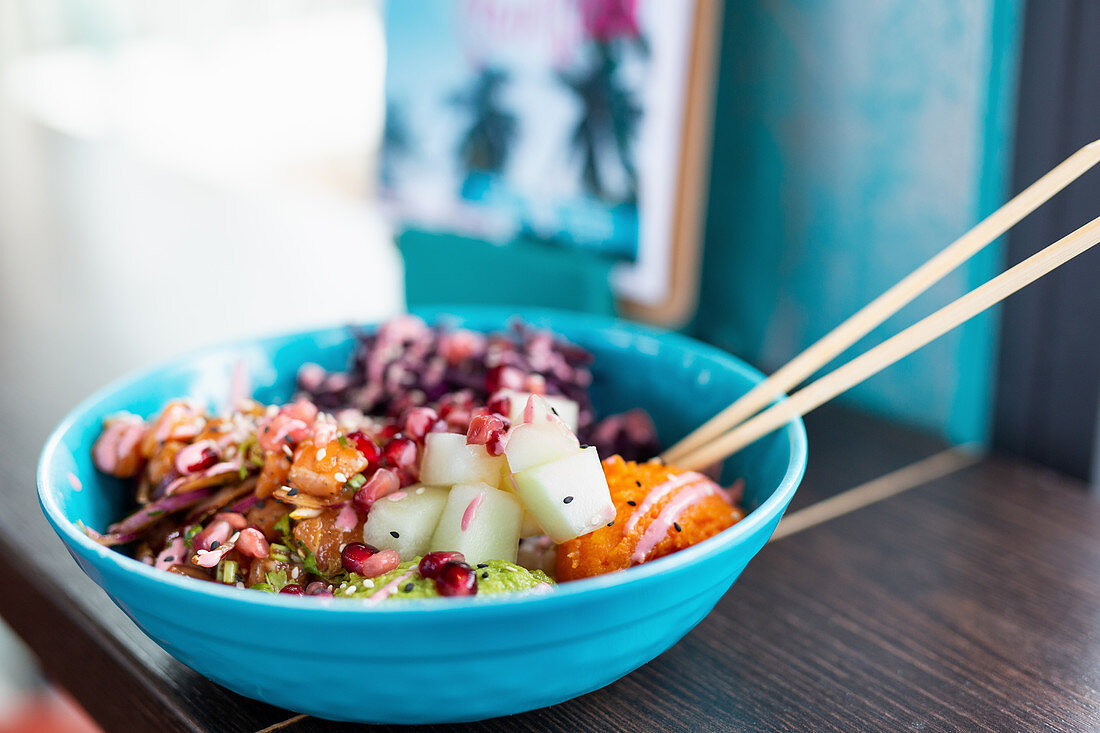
[381,0,721,325]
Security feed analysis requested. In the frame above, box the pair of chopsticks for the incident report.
[663,140,1100,471]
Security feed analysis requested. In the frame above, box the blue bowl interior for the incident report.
[49,308,800,548]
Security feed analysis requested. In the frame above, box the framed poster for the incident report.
[381,0,720,324]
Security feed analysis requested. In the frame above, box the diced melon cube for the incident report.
[429,482,522,564]
[362,485,449,560]
[420,432,506,488]
[520,510,543,538]
[504,419,579,474]
[499,389,579,431]
[511,447,615,543]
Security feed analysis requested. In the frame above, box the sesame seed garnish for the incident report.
[481,572,489,579]
[287,487,299,497]
[674,522,682,532]
[635,480,642,487]
[164,556,175,563]
[563,496,574,504]
[627,500,637,506]
[364,579,375,588]
[210,541,220,550]
[390,531,400,538]
[347,585,357,594]
[580,443,590,449]
[607,522,614,527]
[415,487,425,495]
[477,563,488,568]
[316,448,327,461]
[334,472,347,483]
[283,445,293,459]
[403,583,414,592]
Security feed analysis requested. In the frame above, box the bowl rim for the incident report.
[37,306,807,615]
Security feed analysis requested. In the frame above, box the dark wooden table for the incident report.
[2,113,1099,732]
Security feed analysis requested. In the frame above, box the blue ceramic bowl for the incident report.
[38,307,806,724]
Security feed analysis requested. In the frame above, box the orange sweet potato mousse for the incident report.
[556,456,745,581]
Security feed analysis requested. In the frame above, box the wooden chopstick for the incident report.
[662,140,1100,464]
[672,212,1100,471]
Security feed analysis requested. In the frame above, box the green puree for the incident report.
[336,559,553,600]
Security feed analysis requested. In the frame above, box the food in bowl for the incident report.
[86,316,745,600]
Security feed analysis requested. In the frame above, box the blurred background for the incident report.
[1,1,1098,729]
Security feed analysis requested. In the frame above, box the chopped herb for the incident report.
[219,559,239,584]
[348,473,366,489]
[249,582,274,593]
[184,525,202,547]
[274,514,291,537]
[338,435,349,449]
[146,509,165,517]
[238,463,249,480]
[266,570,290,592]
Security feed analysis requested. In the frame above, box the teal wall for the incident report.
[692,1,1024,444]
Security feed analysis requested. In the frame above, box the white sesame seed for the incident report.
[196,549,208,556]
[363,579,374,588]
[235,582,244,589]
[346,585,357,594]
[283,445,293,458]
[229,531,240,543]
[415,487,425,494]
[334,472,347,483]
[316,448,327,461]
[291,567,301,579]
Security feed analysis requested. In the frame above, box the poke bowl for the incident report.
[37,306,806,724]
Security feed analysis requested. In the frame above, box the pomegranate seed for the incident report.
[212,511,248,531]
[306,581,333,597]
[182,446,218,474]
[402,407,439,442]
[486,391,511,417]
[378,424,400,440]
[486,364,525,393]
[418,551,465,580]
[347,430,381,465]
[340,542,378,575]
[192,520,231,552]
[342,544,400,578]
[235,528,270,558]
[384,436,418,470]
[353,467,401,513]
[435,561,478,597]
[279,584,306,596]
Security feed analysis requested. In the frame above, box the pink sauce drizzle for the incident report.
[631,480,720,564]
[461,493,485,531]
[66,472,82,492]
[368,569,416,603]
[623,472,706,535]
[335,503,358,532]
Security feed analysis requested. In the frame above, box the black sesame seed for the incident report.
[627,500,637,507]
[287,487,299,496]
[551,407,559,415]
[477,563,488,569]
[403,582,414,592]
[563,496,574,504]
[580,443,590,449]
[390,531,400,538]
[635,480,642,487]
[164,556,175,563]
[256,500,266,508]
[674,522,682,532]
[606,522,614,527]
[481,572,489,579]
[210,541,220,550]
